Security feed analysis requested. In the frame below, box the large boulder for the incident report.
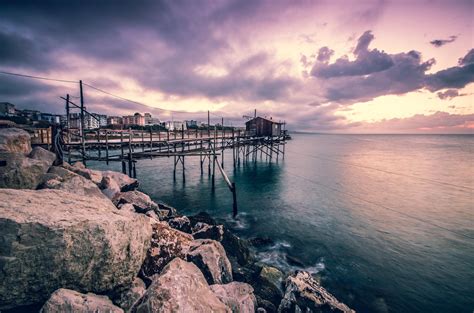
[193,223,225,241]
[168,216,192,233]
[39,166,107,199]
[134,258,230,313]
[0,188,152,310]
[278,271,354,313]
[40,288,123,313]
[113,278,146,313]
[102,170,139,191]
[101,175,121,199]
[187,239,233,285]
[0,128,31,154]
[254,266,284,310]
[210,282,257,313]
[28,146,56,165]
[0,153,51,189]
[113,190,158,213]
[139,221,193,283]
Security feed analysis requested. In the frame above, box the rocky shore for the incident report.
[0,128,355,313]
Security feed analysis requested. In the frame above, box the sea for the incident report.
[89,133,474,313]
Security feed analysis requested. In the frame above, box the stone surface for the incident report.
[74,167,103,185]
[187,239,233,285]
[113,190,158,213]
[40,166,106,198]
[40,288,123,313]
[101,175,121,199]
[157,202,178,218]
[0,128,31,154]
[193,223,225,241]
[221,228,253,266]
[210,282,257,313]
[254,266,284,309]
[139,221,193,283]
[189,211,217,227]
[168,216,192,233]
[28,146,56,165]
[113,278,146,313]
[0,188,152,310]
[278,271,354,313]
[134,258,230,313]
[102,170,139,191]
[0,153,50,189]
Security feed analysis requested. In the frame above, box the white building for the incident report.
[165,121,187,131]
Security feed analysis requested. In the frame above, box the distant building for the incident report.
[0,102,15,116]
[245,117,282,136]
[144,112,160,126]
[165,121,187,131]
[40,113,61,125]
[123,112,145,126]
[185,120,198,128]
[107,116,123,125]
[92,113,107,127]
[18,109,41,121]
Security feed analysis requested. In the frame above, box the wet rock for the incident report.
[101,175,121,199]
[210,282,257,313]
[113,278,146,313]
[187,239,233,285]
[168,215,192,233]
[256,296,277,313]
[102,170,139,191]
[134,258,230,313]
[139,221,193,283]
[40,166,106,199]
[189,211,217,227]
[0,153,50,189]
[28,146,56,166]
[0,128,31,154]
[157,202,178,218]
[285,255,306,268]
[254,266,284,309]
[193,222,225,241]
[40,288,123,313]
[113,190,158,213]
[278,271,354,313]
[0,188,152,310]
[221,228,253,266]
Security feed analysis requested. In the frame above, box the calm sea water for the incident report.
[89,134,474,313]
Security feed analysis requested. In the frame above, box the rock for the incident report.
[221,228,253,266]
[193,223,225,241]
[28,146,56,165]
[139,221,193,283]
[101,175,121,199]
[113,190,158,213]
[0,128,31,154]
[40,166,106,199]
[254,266,284,309]
[210,282,257,313]
[168,216,192,233]
[0,188,152,310]
[40,288,124,313]
[278,271,354,313]
[0,153,51,189]
[75,167,103,185]
[72,161,86,169]
[102,170,139,191]
[157,202,178,218]
[285,255,305,268]
[260,266,284,289]
[134,258,230,313]
[113,278,146,313]
[189,211,217,227]
[187,239,233,285]
[257,297,277,313]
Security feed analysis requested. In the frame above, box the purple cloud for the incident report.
[430,35,457,47]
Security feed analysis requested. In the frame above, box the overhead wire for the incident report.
[0,70,77,84]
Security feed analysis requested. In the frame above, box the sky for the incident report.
[0,0,473,133]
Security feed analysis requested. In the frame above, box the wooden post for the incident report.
[212,126,216,189]
[221,117,224,168]
[97,130,101,159]
[207,110,210,137]
[65,94,70,143]
[105,130,109,165]
[128,128,133,177]
[79,80,86,166]
[142,129,145,152]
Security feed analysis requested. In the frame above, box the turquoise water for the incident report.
[90,134,474,313]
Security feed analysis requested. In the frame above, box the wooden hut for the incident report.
[245,117,282,136]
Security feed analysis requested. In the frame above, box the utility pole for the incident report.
[207,110,210,137]
[65,94,70,143]
[254,109,257,118]
[79,80,86,166]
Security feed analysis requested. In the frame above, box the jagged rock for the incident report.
[168,216,192,233]
[0,128,31,154]
[0,153,50,189]
[113,190,158,213]
[134,258,230,313]
[157,202,178,218]
[103,170,139,191]
[74,167,103,185]
[72,161,86,169]
[139,221,193,283]
[40,166,106,199]
[210,282,257,313]
[0,188,152,310]
[40,288,123,313]
[193,222,225,241]
[258,308,269,313]
[278,271,354,313]
[221,228,253,266]
[113,278,146,313]
[28,146,56,165]
[101,175,121,199]
[187,239,233,285]
[189,211,217,227]
[257,297,277,313]
[254,266,284,309]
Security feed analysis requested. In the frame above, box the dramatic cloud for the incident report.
[316,47,334,63]
[437,89,461,100]
[430,35,457,47]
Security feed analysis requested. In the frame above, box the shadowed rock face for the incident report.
[0,189,152,310]
[134,258,231,313]
[113,278,146,313]
[40,289,123,313]
[211,282,257,313]
[278,271,355,313]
